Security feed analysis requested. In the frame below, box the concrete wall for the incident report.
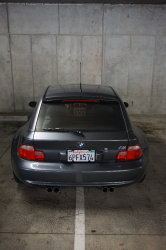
[0,3,166,114]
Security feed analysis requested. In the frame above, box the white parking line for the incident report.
[74,187,85,250]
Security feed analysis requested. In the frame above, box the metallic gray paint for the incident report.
[11,147,148,186]
[11,84,149,188]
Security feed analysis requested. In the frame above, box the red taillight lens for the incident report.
[62,100,100,103]
[116,145,142,161]
[18,144,46,161]
[116,151,127,161]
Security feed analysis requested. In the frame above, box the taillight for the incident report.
[18,144,46,161]
[62,100,100,103]
[116,145,142,161]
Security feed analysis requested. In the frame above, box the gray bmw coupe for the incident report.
[11,84,149,192]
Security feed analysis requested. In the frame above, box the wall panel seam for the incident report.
[30,35,35,101]
[101,4,104,86]
[6,3,15,112]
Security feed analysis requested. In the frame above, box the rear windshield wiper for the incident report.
[43,128,85,137]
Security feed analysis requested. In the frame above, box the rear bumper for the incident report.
[11,148,148,187]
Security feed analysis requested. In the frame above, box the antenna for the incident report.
[80,62,82,93]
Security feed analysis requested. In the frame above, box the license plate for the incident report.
[67,150,95,162]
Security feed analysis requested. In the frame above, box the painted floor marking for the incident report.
[74,187,85,250]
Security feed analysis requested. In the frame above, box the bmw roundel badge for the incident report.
[78,142,84,148]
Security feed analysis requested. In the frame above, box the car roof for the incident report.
[43,84,117,102]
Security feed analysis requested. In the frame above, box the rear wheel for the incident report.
[13,172,22,184]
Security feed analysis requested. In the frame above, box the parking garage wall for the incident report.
[0,3,166,114]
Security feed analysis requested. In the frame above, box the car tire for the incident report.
[138,174,146,183]
[13,172,22,184]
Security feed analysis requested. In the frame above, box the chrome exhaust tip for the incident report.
[54,187,60,193]
[102,187,108,193]
[109,187,115,192]
[47,187,53,192]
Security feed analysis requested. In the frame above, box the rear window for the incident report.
[35,101,126,132]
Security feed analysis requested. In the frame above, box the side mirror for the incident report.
[29,101,37,108]
[124,102,129,108]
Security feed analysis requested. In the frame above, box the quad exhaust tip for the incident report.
[54,187,60,193]
[109,187,115,192]
[47,187,60,193]
[102,187,108,193]
[102,187,115,193]
[47,186,114,193]
[47,187,53,192]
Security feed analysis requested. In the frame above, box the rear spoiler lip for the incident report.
[42,97,118,103]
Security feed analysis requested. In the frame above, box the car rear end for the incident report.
[11,86,148,188]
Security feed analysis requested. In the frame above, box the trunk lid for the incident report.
[33,131,128,162]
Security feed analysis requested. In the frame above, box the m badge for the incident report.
[118,146,126,150]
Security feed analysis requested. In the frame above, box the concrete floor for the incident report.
[0,115,166,250]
